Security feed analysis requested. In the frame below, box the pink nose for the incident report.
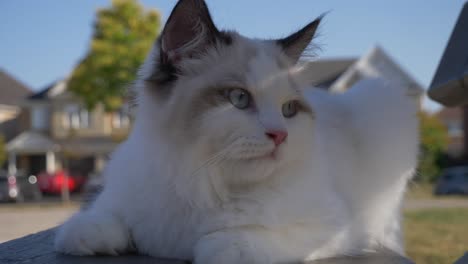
[265,130,288,146]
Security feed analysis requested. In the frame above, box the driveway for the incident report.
[0,204,78,243]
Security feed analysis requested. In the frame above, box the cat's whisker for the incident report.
[190,137,243,177]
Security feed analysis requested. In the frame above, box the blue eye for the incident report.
[228,88,251,109]
[282,100,299,118]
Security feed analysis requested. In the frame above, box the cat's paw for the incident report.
[54,210,129,256]
[194,231,269,264]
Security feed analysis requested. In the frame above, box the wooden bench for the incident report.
[0,227,418,264]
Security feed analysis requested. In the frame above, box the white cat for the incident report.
[55,0,419,263]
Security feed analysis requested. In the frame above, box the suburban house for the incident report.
[6,78,131,178]
[436,107,464,156]
[4,45,423,178]
[0,69,31,142]
[304,45,424,102]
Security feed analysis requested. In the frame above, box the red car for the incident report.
[37,171,85,194]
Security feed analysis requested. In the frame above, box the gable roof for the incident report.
[329,46,424,95]
[368,46,424,91]
[0,69,32,106]
[301,58,357,88]
[29,79,68,101]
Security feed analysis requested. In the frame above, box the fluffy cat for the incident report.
[55,0,419,263]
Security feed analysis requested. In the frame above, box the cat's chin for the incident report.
[235,152,279,164]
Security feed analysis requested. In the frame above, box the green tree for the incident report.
[69,0,160,111]
[417,111,449,182]
[0,134,6,167]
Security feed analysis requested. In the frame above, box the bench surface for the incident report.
[0,228,419,264]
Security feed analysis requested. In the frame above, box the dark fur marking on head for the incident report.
[145,0,232,89]
[145,32,232,94]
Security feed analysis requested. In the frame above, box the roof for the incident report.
[0,69,32,106]
[368,46,424,91]
[300,58,357,88]
[6,131,60,153]
[327,46,425,95]
[58,137,120,154]
[428,1,468,106]
[29,79,68,101]
[28,82,56,100]
[6,131,120,154]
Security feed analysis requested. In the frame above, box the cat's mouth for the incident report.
[243,148,280,161]
[264,149,279,160]
[225,137,280,161]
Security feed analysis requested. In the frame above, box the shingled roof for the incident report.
[0,69,32,106]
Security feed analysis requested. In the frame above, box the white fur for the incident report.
[55,39,418,263]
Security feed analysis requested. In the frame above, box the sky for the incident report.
[0,0,466,111]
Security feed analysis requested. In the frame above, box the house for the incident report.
[304,45,424,102]
[6,78,131,177]
[0,69,31,141]
[436,107,464,156]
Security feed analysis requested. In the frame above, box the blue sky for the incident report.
[0,1,465,110]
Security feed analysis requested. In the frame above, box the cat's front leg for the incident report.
[194,228,300,264]
[54,209,131,256]
[194,229,268,264]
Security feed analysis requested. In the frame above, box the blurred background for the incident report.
[0,1,467,263]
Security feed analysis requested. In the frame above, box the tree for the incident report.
[69,0,160,111]
[417,111,449,182]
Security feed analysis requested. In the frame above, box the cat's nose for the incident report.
[265,130,288,146]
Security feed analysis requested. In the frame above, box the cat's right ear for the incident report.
[159,0,226,65]
[276,15,323,63]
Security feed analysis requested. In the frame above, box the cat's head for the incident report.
[137,0,320,186]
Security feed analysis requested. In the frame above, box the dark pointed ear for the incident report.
[277,16,322,62]
[160,0,225,64]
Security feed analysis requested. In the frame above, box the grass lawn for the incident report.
[404,207,468,264]
[405,182,468,200]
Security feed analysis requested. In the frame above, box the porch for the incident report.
[6,131,113,178]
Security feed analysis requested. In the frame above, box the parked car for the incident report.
[0,170,42,202]
[434,166,468,195]
[37,170,85,195]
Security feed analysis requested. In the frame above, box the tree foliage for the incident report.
[417,111,450,182]
[69,0,160,111]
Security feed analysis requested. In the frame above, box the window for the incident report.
[31,106,50,130]
[62,105,90,129]
[447,121,462,137]
[112,108,130,129]
[444,173,454,181]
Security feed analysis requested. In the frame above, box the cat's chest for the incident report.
[128,203,202,259]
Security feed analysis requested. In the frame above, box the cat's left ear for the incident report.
[276,16,322,63]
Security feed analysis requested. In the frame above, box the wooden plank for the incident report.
[0,228,415,264]
[0,228,185,264]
